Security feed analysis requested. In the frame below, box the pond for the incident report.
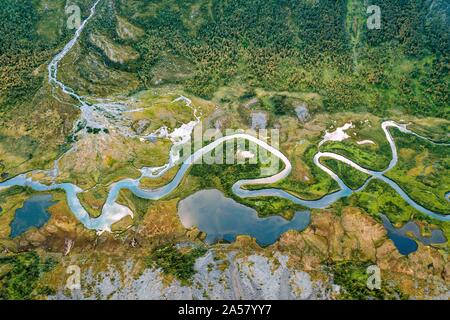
[178,189,310,246]
[10,194,56,238]
[381,214,447,255]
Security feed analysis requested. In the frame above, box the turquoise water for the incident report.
[10,194,56,238]
[0,121,449,233]
[1,0,444,235]
[178,189,311,246]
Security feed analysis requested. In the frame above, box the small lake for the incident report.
[10,194,56,238]
[381,214,447,255]
[178,189,311,246]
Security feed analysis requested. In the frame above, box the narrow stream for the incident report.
[0,0,448,234]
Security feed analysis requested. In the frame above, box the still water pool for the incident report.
[178,189,310,246]
[381,214,447,255]
[10,194,56,238]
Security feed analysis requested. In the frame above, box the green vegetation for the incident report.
[0,0,448,299]
[321,139,392,172]
[104,0,450,118]
[237,197,303,220]
[352,179,425,223]
[0,0,69,106]
[385,130,450,215]
[322,158,370,190]
[117,189,155,225]
[247,145,339,200]
[328,261,406,300]
[0,1,82,180]
[188,152,305,218]
[269,95,295,116]
[0,186,31,203]
[0,251,57,300]
[147,245,207,284]
[349,179,450,245]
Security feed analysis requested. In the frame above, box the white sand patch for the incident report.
[357,140,375,145]
[169,121,198,144]
[319,122,353,147]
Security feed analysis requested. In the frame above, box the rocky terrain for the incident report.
[0,0,449,301]
[37,208,449,300]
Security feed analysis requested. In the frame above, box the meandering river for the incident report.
[0,0,448,233]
